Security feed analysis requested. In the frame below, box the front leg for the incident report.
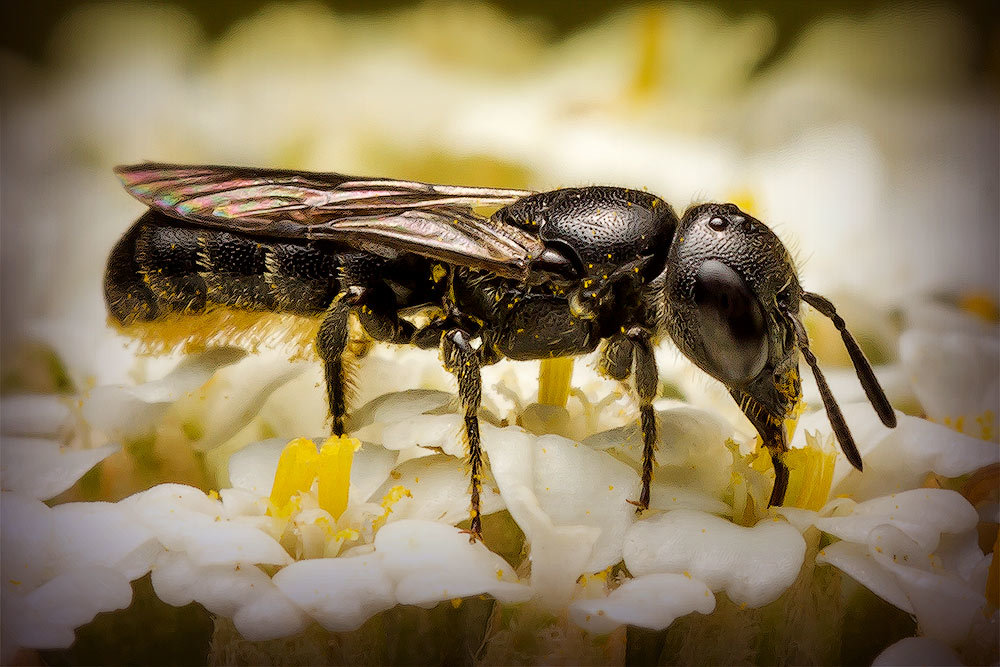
[440,328,486,542]
[629,328,660,511]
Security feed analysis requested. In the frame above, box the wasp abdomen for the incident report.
[105,211,339,329]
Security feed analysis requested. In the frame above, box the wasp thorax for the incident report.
[663,203,800,387]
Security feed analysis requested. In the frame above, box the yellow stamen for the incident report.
[317,435,362,520]
[783,432,837,511]
[371,484,413,532]
[268,438,320,517]
[538,357,574,407]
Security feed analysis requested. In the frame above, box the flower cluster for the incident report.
[1,2,997,665]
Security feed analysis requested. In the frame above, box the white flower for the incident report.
[790,403,999,501]
[481,423,639,607]
[570,573,715,634]
[1,482,136,661]
[2,1,997,662]
[900,325,999,438]
[624,510,806,608]
[777,487,992,645]
[872,636,964,666]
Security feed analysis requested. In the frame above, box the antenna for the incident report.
[801,291,897,428]
[790,313,864,471]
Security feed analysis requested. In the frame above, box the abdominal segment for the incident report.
[104,210,340,355]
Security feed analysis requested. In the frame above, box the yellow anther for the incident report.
[538,357,574,408]
[268,437,321,517]
[317,435,362,520]
[783,432,837,511]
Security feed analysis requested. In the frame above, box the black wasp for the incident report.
[105,163,897,539]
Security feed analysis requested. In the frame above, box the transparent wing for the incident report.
[116,162,545,279]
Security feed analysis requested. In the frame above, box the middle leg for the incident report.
[440,328,486,542]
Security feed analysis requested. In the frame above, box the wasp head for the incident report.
[655,203,896,505]
[658,203,802,444]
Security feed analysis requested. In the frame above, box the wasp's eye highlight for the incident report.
[693,259,768,383]
[708,216,728,231]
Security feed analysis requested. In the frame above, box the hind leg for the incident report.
[317,298,352,435]
[317,286,416,434]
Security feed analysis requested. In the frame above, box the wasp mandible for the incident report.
[105,163,897,539]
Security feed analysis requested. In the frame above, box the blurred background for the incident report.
[1,0,997,387]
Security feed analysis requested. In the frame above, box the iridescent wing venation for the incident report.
[307,209,543,279]
[115,162,545,280]
[116,163,535,227]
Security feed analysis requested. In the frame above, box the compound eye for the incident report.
[692,259,768,383]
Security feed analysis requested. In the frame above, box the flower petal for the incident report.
[481,423,637,605]
[81,347,246,441]
[794,404,999,500]
[624,510,806,608]
[49,501,161,580]
[232,585,310,641]
[6,567,132,651]
[1,437,119,501]
[374,519,530,606]
[128,483,291,565]
[150,549,301,638]
[367,454,505,525]
[869,525,987,644]
[1,394,74,439]
[586,406,736,499]
[570,573,715,634]
[816,539,913,612]
[900,328,999,427]
[273,554,396,632]
[872,636,963,666]
[813,488,978,553]
[1,492,55,590]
